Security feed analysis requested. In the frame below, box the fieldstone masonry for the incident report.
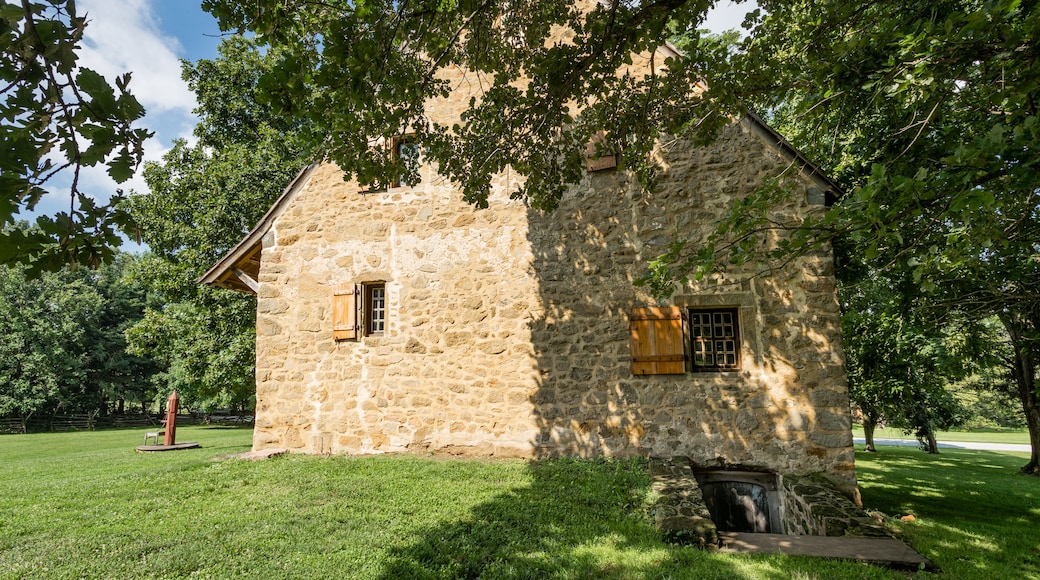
[244,113,856,495]
[205,16,856,498]
[780,474,890,537]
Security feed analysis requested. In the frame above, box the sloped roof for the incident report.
[199,56,841,296]
[198,165,317,294]
[741,111,842,200]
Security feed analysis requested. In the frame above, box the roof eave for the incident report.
[198,164,318,294]
[740,111,844,201]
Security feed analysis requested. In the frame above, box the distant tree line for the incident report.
[0,241,259,432]
[0,250,159,430]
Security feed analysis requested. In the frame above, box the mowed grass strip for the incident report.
[0,427,1034,579]
[852,425,1030,445]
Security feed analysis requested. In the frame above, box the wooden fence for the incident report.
[0,413,252,434]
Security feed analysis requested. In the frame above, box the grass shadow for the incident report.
[375,458,736,578]
[374,458,882,580]
[857,446,1040,578]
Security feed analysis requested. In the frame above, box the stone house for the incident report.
[201,41,856,497]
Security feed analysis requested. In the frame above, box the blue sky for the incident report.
[28,0,755,233]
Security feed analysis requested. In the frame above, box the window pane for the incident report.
[692,312,712,338]
[397,141,420,162]
[370,286,385,333]
[689,308,739,370]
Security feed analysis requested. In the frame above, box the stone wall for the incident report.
[780,475,889,537]
[250,112,856,494]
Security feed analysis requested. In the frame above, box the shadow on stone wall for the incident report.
[520,136,853,491]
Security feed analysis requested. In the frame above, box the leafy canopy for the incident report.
[125,37,318,411]
[0,247,157,419]
[1,0,151,272]
[202,0,737,210]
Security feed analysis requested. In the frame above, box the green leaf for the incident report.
[106,153,134,183]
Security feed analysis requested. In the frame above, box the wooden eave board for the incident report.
[198,165,316,293]
[740,112,844,201]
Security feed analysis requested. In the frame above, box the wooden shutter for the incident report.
[332,284,359,340]
[629,307,685,375]
[586,131,618,172]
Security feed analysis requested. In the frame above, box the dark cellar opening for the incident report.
[694,470,783,534]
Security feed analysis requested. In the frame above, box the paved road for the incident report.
[853,437,1031,452]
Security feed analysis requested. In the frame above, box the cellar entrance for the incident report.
[694,470,782,534]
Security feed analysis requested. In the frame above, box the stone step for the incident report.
[718,532,931,570]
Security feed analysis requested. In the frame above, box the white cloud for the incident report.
[72,0,203,199]
[77,0,196,116]
[19,0,198,248]
[702,1,759,36]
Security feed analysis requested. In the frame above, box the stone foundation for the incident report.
[650,457,718,546]
[650,458,890,546]
[780,474,889,537]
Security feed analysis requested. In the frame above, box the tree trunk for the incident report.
[923,429,939,454]
[1013,348,1040,475]
[1023,398,1040,476]
[863,417,878,452]
[1002,316,1040,475]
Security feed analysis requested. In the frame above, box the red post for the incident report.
[164,391,178,446]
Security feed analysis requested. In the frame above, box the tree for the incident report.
[620,0,1040,473]
[78,254,161,414]
[731,0,1040,473]
[0,245,96,429]
[124,36,318,411]
[0,264,75,429]
[0,242,160,429]
[124,288,256,411]
[1,0,151,272]
[200,0,737,208]
[945,317,1023,429]
[842,274,969,453]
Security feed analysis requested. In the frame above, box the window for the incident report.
[391,135,420,188]
[357,134,419,192]
[689,308,740,371]
[365,283,385,335]
[585,130,618,172]
[332,281,388,341]
[629,307,685,375]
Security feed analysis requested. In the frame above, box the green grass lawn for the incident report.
[0,427,1037,579]
[856,446,1040,579]
[852,424,1030,445]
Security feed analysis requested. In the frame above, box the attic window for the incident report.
[586,131,618,172]
[391,135,420,188]
[358,134,419,192]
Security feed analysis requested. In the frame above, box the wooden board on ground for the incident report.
[135,442,201,452]
[719,532,931,570]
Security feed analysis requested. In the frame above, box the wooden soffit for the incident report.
[198,165,316,295]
